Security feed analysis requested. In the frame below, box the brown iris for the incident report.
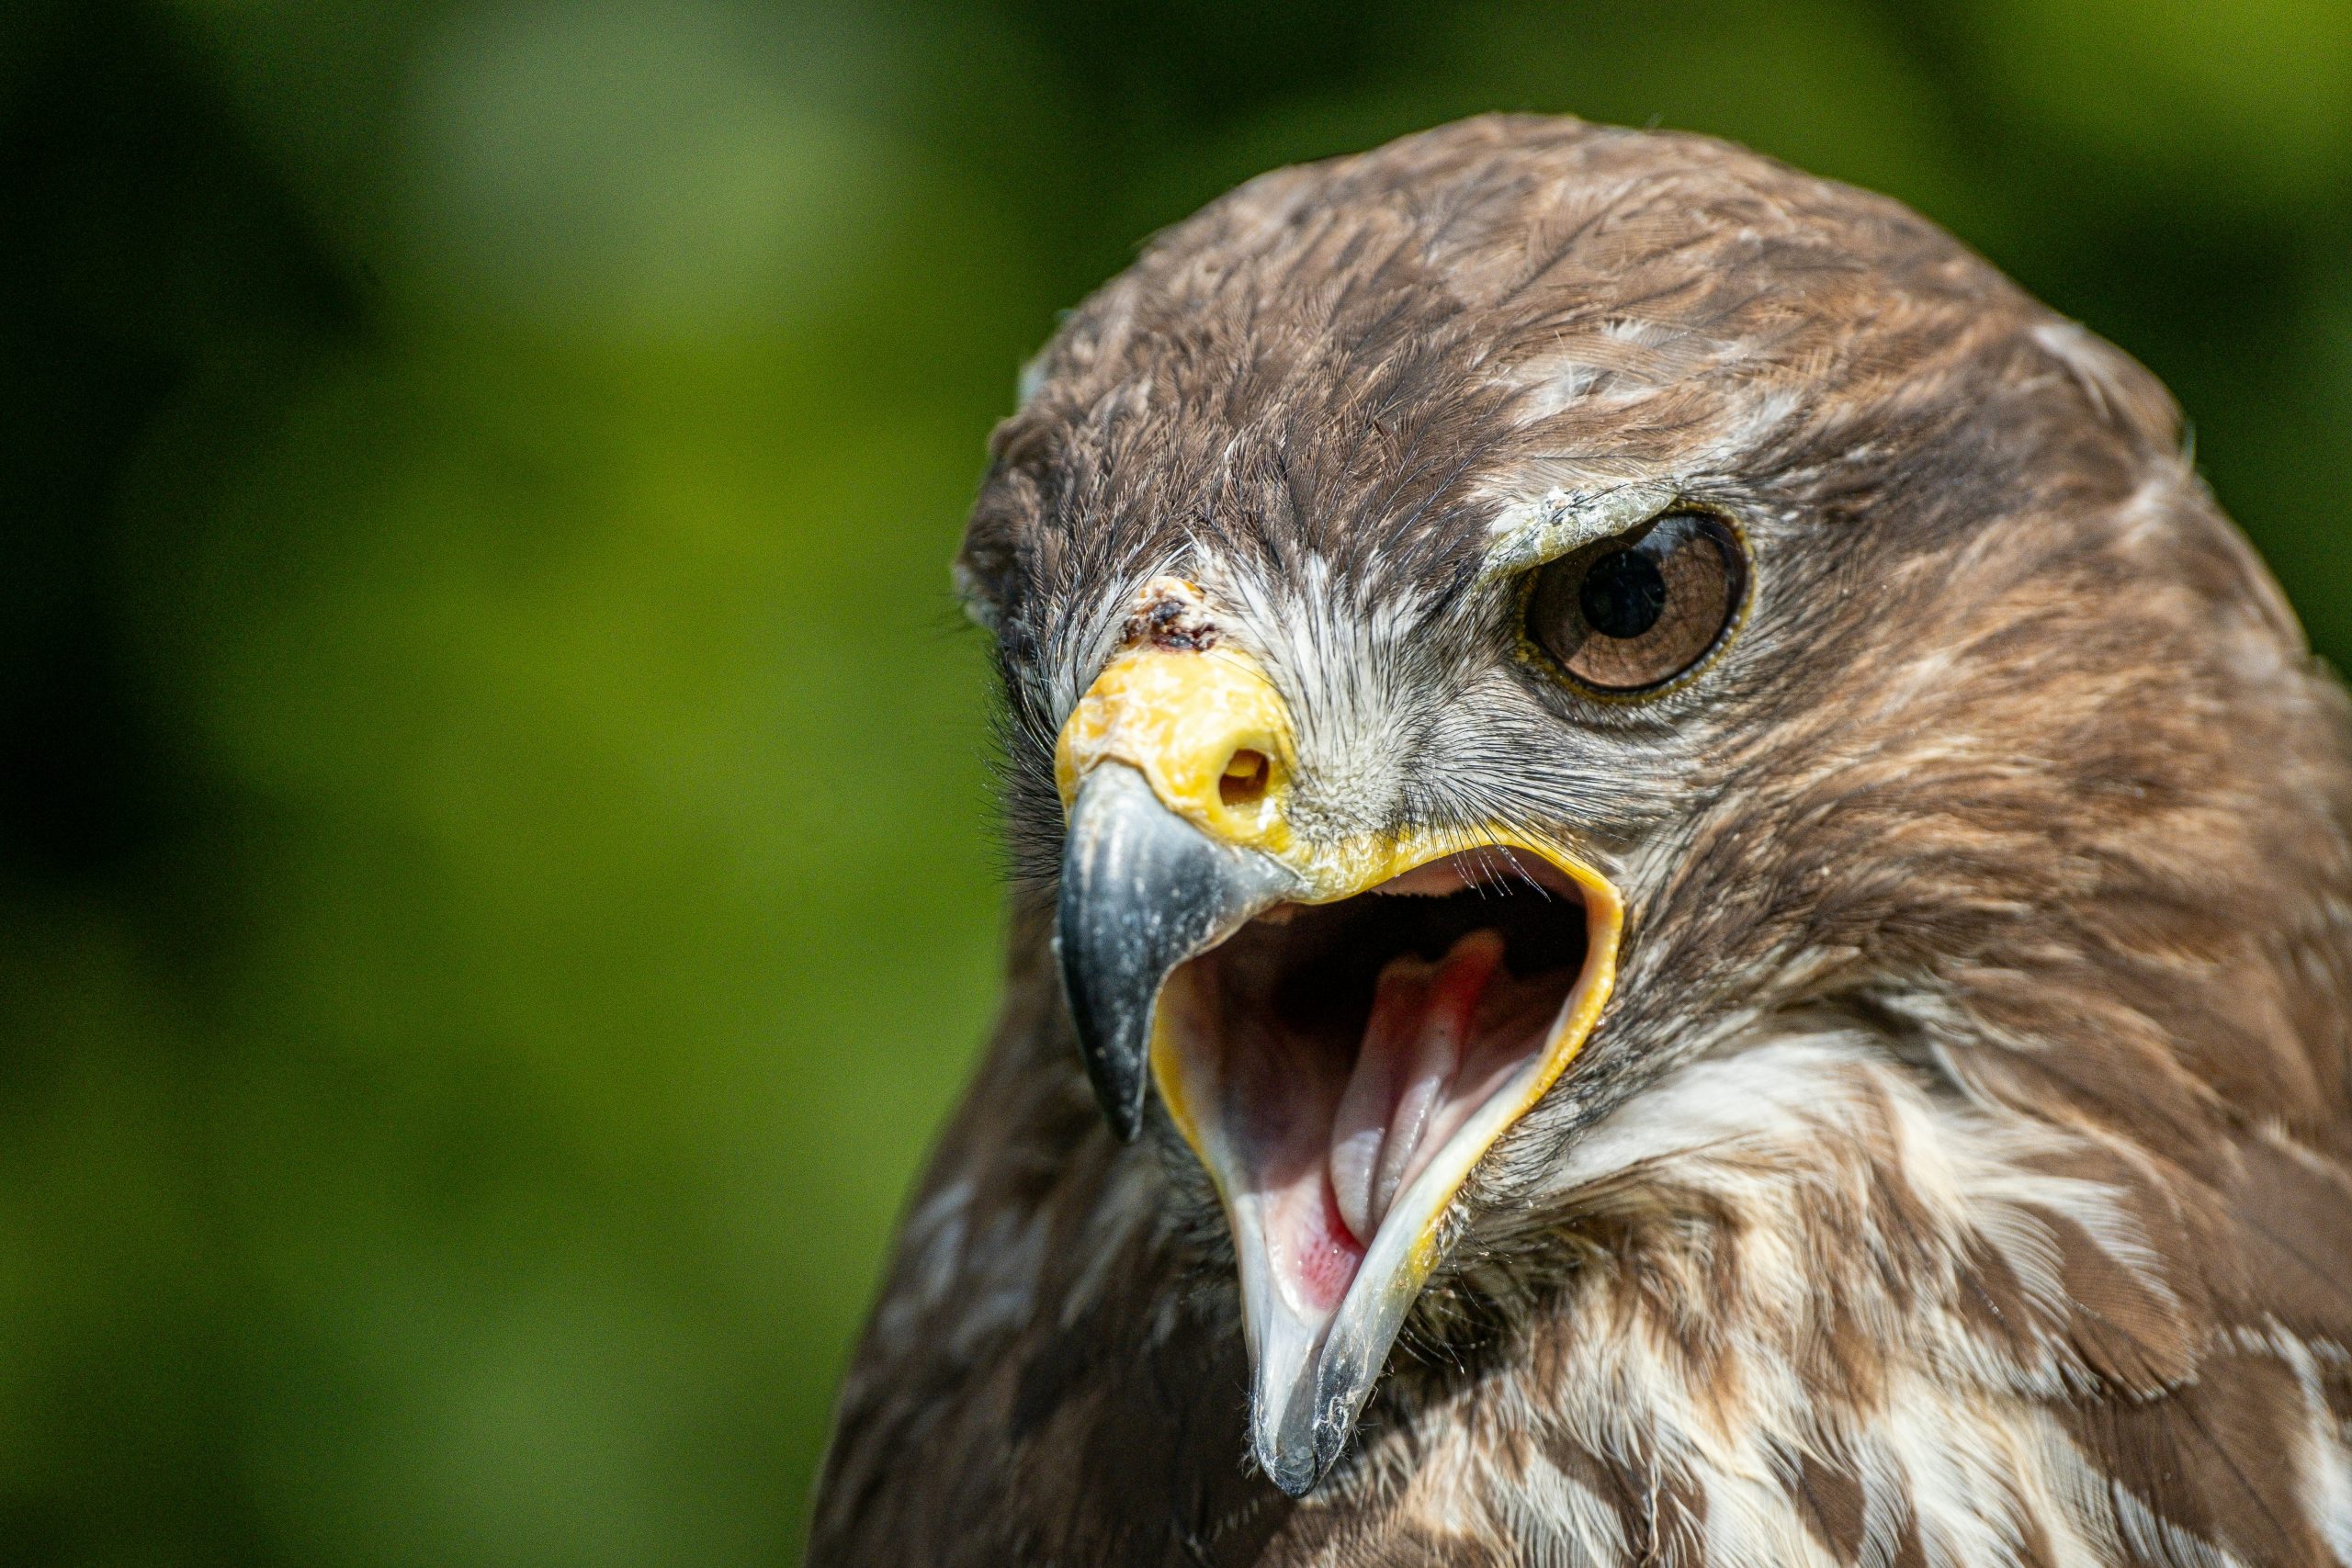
[1526,511,1747,694]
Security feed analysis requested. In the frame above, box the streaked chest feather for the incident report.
[1276,1040,2352,1566]
[832,1032,2352,1567]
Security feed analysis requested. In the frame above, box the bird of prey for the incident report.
[809,116,2352,1567]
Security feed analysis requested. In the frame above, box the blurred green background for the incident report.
[4,0,2350,1562]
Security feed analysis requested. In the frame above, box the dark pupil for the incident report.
[1578,547,1667,638]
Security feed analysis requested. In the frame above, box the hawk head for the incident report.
[951,116,2346,1497]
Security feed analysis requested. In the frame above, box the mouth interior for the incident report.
[1166,852,1589,1318]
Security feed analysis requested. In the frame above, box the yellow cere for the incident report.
[1054,645,1295,851]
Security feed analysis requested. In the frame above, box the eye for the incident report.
[1524,511,1747,694]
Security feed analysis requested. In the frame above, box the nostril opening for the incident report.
[1219,749,1271,807]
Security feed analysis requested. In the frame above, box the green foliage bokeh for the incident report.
[3,1,2348,1562]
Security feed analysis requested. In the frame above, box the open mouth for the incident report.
[1155,852,1592,1319]
[1049,634,1622,1493]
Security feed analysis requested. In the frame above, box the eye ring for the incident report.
[1519,509,1750,699]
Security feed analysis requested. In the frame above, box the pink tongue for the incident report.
[1329,930,1506,1246]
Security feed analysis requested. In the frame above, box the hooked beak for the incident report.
[1052,610,1622,1495]
[1058,762,1298,1141]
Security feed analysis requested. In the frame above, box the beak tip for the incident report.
[1252,1376,1363,1498]
[1062,980,1150,1142]
[1267,1461,1317,1499]
[1256,1429,1320,1497]
[1256,1420,1354,1498]
[1053,927,1150,1142]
